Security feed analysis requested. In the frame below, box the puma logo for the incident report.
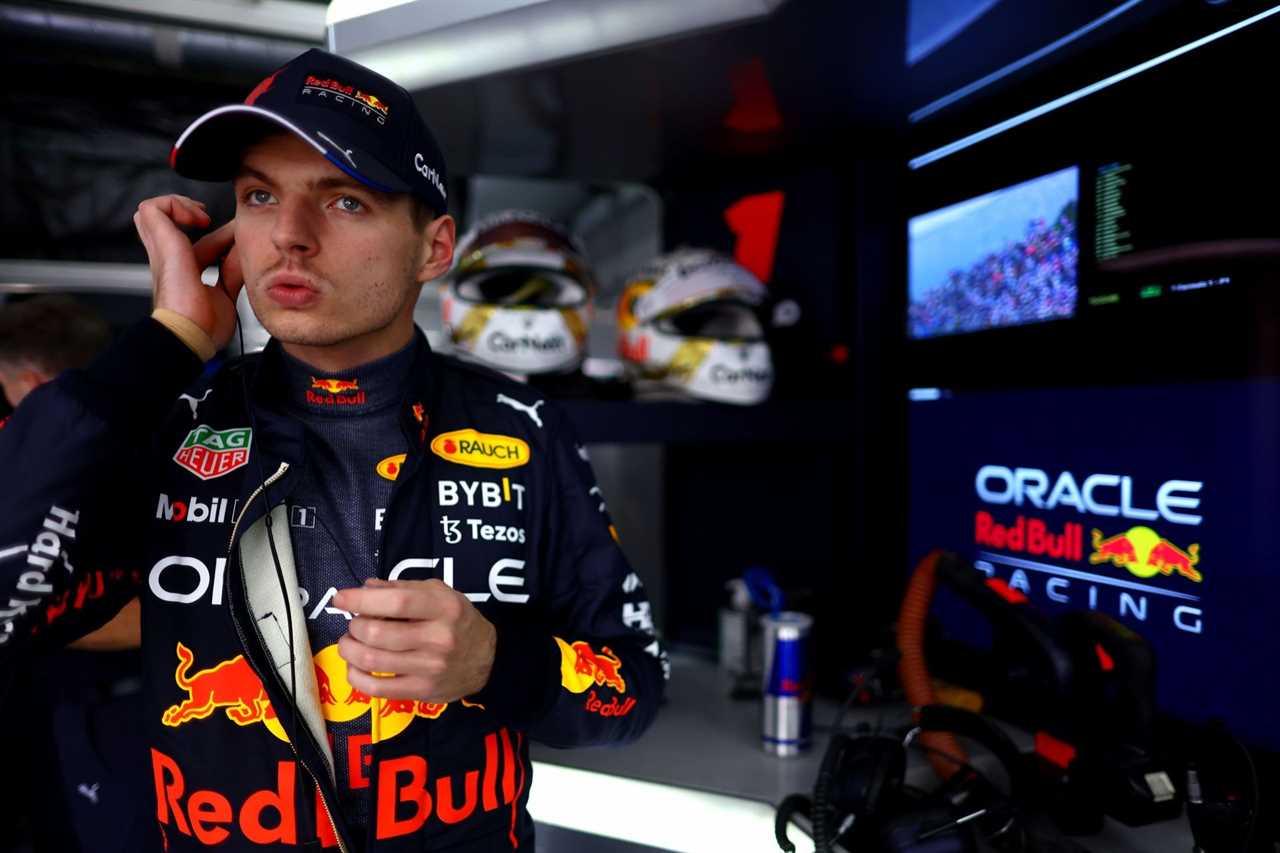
[496,393,545,428]
[178,390,212,420]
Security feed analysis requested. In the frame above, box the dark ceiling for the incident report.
[1,0,1273,262]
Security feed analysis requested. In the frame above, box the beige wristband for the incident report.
[151,309,217,362]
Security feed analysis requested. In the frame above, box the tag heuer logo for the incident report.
[174,425,252,480]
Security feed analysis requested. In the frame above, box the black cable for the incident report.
[1230,726,1260,849]
[829,675,867,736]
[808,682,862,852]
[810,730,846,853]
[910,740,1026,848]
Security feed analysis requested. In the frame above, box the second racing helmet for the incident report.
[617,248,773,405]
[442,210,594,375]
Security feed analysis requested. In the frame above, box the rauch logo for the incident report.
[431,429,530,470]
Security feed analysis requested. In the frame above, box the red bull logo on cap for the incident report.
[1090,526,1202,583]
[301,75,389,126]
[354,90,390,116]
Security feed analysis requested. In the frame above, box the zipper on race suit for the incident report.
[226,461,290,553]
[225,461,351,853]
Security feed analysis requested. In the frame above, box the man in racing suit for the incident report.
[0,48,667,852]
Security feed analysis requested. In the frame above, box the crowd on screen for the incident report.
[909,209,1078,339]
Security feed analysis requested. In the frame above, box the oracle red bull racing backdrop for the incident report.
[908,380,1280,750]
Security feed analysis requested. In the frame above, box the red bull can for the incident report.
[761,611,812,756]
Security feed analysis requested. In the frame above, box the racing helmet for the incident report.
[617,248,773,405]
[441,210,594,375]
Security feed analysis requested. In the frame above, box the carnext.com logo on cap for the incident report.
[414,153,447,202]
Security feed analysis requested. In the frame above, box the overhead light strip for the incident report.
[338,0,782,92]
[909,3,1280,170]
[910,0,1146,124]
[45,0,326,41]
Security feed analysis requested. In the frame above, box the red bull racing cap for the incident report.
[170,48,448,215]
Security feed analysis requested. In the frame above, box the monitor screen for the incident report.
[908,166,1079,340]
[1088,155,1280,305]
[907,380,1280,751]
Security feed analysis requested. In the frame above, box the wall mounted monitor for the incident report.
[909,166,1079,340]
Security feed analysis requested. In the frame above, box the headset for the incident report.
[776,703,1036,853]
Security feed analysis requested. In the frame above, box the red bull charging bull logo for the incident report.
[354,90,390,116]
[309,644,454,742]
[554,637,635,717]
[162,642,273,728]
[1090,526,1202,583]
[555,637,626,693]
[164,643,479,744]
[307,377,366,406]
[311,377,359,395]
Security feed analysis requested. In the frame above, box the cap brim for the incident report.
[170,105,412,196]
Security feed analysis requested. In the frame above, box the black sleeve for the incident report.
[0,319,203,656]
[474,403,669,746]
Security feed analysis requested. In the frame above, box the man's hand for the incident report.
[333,578,497,704]
[69,597,142,651]
[133,194,244,350]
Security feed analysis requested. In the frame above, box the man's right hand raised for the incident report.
[133,194,244,354]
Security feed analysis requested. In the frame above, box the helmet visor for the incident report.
[455,267,588,308]
[654,299,765,341]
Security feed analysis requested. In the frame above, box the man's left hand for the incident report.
[333,578,496,704]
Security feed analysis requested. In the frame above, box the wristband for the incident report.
[151,308,217,362]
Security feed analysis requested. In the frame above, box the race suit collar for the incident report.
[280,338,415,416]
[248,329,437,448]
